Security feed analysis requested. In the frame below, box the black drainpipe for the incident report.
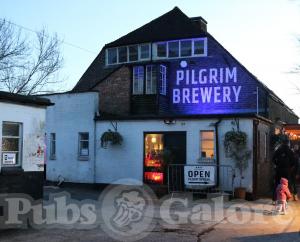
[214,118,222,187]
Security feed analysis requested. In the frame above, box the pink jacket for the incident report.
[276,178,292,201]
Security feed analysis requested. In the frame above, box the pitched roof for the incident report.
[72,7,206,92]
[0,91,53,107]
[105,7,206,48]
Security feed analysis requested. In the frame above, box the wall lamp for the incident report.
[164,119,176,125]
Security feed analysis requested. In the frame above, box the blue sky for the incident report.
[1,0,300,115]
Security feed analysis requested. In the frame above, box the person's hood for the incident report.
[280,177,289,186]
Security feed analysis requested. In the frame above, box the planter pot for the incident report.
[234,187,246,199]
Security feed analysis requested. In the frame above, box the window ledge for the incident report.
[78,156,89,161]
[49,156,56,160]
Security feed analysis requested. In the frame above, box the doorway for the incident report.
[144,132,186,185]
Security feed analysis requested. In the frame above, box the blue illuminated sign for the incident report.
[168,56,262,115]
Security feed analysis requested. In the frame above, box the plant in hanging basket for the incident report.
[101,129,123,148]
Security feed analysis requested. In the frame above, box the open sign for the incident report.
[184,165,215,185]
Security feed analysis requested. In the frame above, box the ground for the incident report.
[0,185,299,242]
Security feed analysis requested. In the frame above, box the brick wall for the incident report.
[93,66,131,115]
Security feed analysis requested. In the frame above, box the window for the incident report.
[129,45,138,62]
[157,43,167,58]
[107,48,117,65]
[78,133,89,159]
[118,46,127,63]
[168,41,179,58]
[2,122,22,166]
[180,40,192,57]
[159,65,167,95]
[264,132,268,161]
[146,65,157,94]
[194,39,205,55]
[50,133,56,159]
[200,131,215,160]
[132,66,144,94]
[140,44,150,59]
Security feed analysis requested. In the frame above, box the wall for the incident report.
[0,101,46,172]
[92,66,131,115]
[95,118,254,192]
[43,92,99,183]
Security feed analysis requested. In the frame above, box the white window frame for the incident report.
[139,44,151,60]
[1,122,23,167]
[118,46,128,63]
[146,65,157,94]
[132,66,144,95]
[78,132,89,160]
[199,130,215,162]
[50,133,56,160]
[159,65,167,95]
[106,48,118,65]
[153,37,207,60]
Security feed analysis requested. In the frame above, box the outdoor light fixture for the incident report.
[164,119,176,125]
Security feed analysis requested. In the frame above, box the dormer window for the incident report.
[153,37,207,60]
[105,37,207,65]
[129,45,138,62]
[106,43,151,65]
[140,44,150,59]
[118,46,127,63]
[107,48,117,65]
[168,41,179,58]
[180,40,192,57]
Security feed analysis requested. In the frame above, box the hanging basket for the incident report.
[101,129,123,148]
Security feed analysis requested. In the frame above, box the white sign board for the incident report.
[2,153,16,165]
[184,165,215,186]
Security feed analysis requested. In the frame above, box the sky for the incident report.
[1,0,300,116]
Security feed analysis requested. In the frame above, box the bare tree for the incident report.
[0,19,63,95]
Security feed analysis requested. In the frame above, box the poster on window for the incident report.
[2,153,16,165]
[184,165,215,186]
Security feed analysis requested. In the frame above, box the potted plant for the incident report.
[101,129,123,148]
[224,129,251,199]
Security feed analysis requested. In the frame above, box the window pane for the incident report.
[157,43,166,57]
[129,45,138,62]
[80,133,89,141]
[180,40,192,57]
[107,48,117,64]
[133,66,144,94]
[51,141,56,155]
[2,123,19,136]
[201,140,214,149]
[2,138,19,151]
[194,40,205,55]
[200,131,215,159]
[201,131,214,140]
[146,65,157,94]
[159,65,167,95]
[140,44,150,59]
[168,41,179,58]
[118,47,127,63]
[51,133,56,141]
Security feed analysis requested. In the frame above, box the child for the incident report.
[276,177,292,215]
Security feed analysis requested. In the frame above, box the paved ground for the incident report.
[0,185,299,242]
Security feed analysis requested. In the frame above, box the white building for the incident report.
[44,8,298,199]
[0,91,52,199]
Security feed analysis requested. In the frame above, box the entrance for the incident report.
[144,132,186,185]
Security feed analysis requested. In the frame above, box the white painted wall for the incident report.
[43,92,99,183]
[96,118,254,191]
[0,101,46,172]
